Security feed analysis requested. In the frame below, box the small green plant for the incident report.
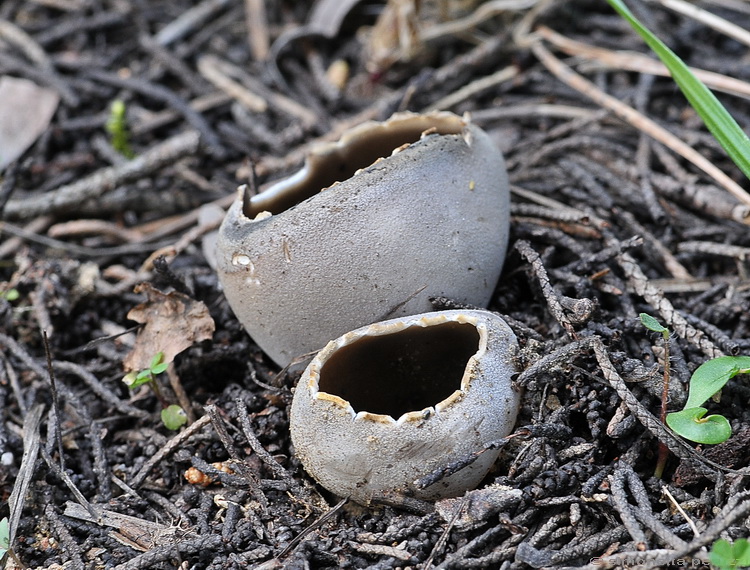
[0,516,25,568]
[710,538,750,570]
[106,99,135,159]
[0,289,19,302]
[123,352,186,431]
[161,404,188,431]
[666,355,750,444]
[640,314,750,446]
[123,351,169,389]
[640,313,671,477]
[0,517,9,559]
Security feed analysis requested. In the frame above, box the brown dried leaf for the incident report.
[0,76,60,171]
[123,283,214,372]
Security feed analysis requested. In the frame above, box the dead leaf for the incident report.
[123,283,215,372]
[0,76,60,170]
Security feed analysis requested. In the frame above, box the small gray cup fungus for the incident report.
[289,310,521,505]
[215,111,511,366]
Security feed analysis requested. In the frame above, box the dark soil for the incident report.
[1,1,750,568]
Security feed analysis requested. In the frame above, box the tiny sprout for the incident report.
[639,313,671,478]
[0,516,24,568]
[639,313,668,337]
[1,289,19,302]
[161,404,187,430]
[106,99,135,159]
[123,352,186,430]
[640,313,750,446]
[0,517,8,558]
[710,538,750,570]
[123,351,168,389]
[666,355,750,444]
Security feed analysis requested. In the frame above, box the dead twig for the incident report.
[129,413,212,489]
[3,131,201,221]
[530,38,750,213]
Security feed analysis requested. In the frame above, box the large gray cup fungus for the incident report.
[216,111,510,366]
[289,310,521,504]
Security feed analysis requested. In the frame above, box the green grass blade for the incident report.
[605,0,750,182]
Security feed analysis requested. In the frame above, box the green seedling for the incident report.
[123,351,169,389]
[106,99,135,159]
[161,404,188,431]
[0,517,25,568]
[606,0,750,183]
[640,314,750,453]
[0,289,19,302]
[123,352,186,431]
[710,538,750,570]
[0,517,8,560]
[666,355,750,444]
[640,313,671,478]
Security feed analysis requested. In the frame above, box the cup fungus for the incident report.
[216,111,510,367]
[289,310,521,505]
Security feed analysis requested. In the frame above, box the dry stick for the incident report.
[425,66,519,111]
[244,0,270,61]
[590,145,750,224]
[166,364,195,424]
[654,327,672,479]
[619,462,688,550]
[530,39,750,213]
[654,0,750,48]
[129,414,211,489]
[471,103,600,122]
[138,208,224,271]
[424,494,469,570]
[0,221,177,258]
[7,404,44,546]
[203,404,269,508]
[678,240,750,260]
[617,252,723,359]
[235,399,300,488]
[45,504,85,569]
[131,91,230,136]
[271,497,349,562]
[3,130,201,221]
[196,55,268,113]
[639,491,750,570]
[199,55,319,126]
[154,0,232,45]
[35,9,128,45]
[536,25,750,100]
[42,331,65,472]
[661,485,701,538]
[40,446,98,520]
[48,219,144,242]
[635,135,670,223]
[112,535,223,570]
[203,404,241,459]
[617,209,693,280]
[53,361,149,419]
[514,239,577,338]
[0,354,26,416]
[0,19,53,68]
[608,467,649,550]
[511,185,609,229]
